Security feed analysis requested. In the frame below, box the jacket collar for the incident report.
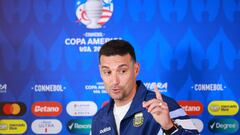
[106,80,147,118]
[124,80,147,118]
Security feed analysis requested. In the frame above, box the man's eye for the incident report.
[120,70,126,74]
[103,71,111,75]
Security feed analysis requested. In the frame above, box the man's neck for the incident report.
[114,84,138,107]
[115,98,133,107]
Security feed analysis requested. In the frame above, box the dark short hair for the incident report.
[99,39,136,63]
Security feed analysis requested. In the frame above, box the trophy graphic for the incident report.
[85,0,103,29]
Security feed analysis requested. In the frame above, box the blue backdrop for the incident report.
[0,0,239,134]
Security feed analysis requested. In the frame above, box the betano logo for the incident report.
[178,101,203,116]
[32,101,62,116]
[0,119,27,134]
[208,118,239,133]
[0,102,26,116]
[67,119,92,134]
[75,0,113,29]
[208,100,239,116]
[31,119,62,134]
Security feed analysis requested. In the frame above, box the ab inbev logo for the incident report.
[0,102,26,116]
[66,101,97,116]
[76,0,113,29]
[208,100,239,116]
[67,119,92,134]
[31,119,62,134]
[32,101,62,116]
[208,118,239,133]
[0,119,27,134]
[178,100,203,116]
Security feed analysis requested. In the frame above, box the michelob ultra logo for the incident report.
[178,100,203,116]
[67,119,92,134]
[0,102,26,116]
[0,119,27,134]
[208,100,239,116]
[191,118,204,133]
[208,118,239,133]
[31,119,62,134]
[32,101,62,116]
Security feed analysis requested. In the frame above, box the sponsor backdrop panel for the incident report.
[0,0,239,134]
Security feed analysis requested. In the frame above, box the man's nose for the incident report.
[111,72,120,85]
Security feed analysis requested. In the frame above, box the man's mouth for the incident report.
[112,88,121,93]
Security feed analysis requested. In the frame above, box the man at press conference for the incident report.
[91,39,199,135]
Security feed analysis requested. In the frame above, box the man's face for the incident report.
[99,54,140,105]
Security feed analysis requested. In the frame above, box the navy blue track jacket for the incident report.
[91,81,199,135]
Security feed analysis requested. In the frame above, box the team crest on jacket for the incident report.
[133,112,144,127]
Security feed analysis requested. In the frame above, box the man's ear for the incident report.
[135,62,140,76]
[99,64,103,78]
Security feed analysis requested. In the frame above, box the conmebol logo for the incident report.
[31,119,62,134]
[178,101,203,116]
[32,101,62,116]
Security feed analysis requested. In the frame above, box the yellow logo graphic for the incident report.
[11,103,21,115]
[208,101,239,116]
[133,112,144,127]
[0,119,27,134]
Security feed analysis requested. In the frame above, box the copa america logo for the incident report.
[76,0,113,29]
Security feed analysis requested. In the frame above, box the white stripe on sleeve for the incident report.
[175,119,197,130]
[169,108,187,118]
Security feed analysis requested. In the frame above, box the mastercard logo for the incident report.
[0,102,26,116]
